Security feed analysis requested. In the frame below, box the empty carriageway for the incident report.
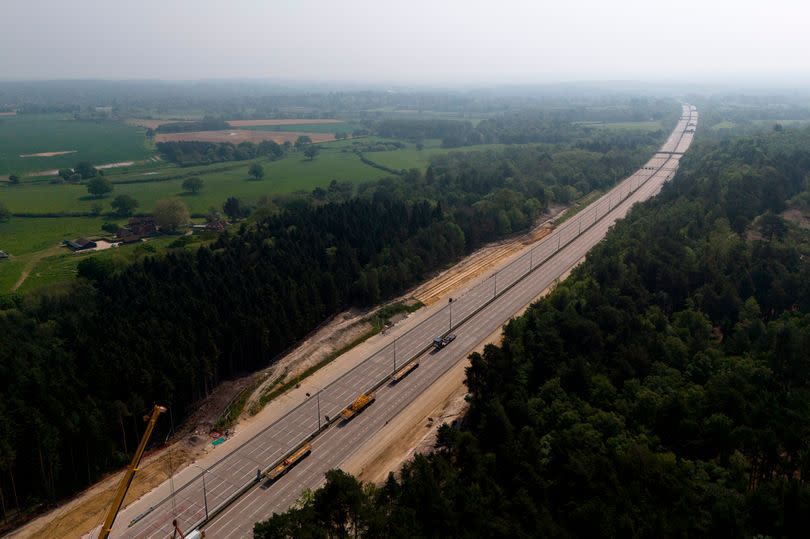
[113,104,697,539]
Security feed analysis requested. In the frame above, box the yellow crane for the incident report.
[98,404,167,539]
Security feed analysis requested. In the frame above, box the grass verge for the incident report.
[249,300,424,415]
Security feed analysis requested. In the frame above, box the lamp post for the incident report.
[306,388,322,430]
[191,464,209,521]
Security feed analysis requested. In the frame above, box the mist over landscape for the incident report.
[2,2,810,539]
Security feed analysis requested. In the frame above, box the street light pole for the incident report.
[192,464,209,521]
[449,298,453,330]
[306,389,322,430]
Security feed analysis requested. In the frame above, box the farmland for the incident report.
[365,139,505,171]
[573,120,663,131]
[1,137,473,293]
[0,113,153,175]
[153,129,335,145]
[236,121,364,134]
[0,143,391,216]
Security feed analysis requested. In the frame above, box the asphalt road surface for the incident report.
[115,105,697,539]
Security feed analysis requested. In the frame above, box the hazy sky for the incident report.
[2,0,810,83]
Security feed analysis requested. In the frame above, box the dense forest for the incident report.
[254,127,810,538]
[0,120,666,520]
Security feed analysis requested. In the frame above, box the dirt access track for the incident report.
[154,130,335,144]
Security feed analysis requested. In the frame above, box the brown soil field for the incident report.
[226,119,343,127]
[154,130,335,144]
[19,150,77,158]
[0,111,16,116]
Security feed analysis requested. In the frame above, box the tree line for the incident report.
[156,139,286,166]
[373,104,678,149]
[255,126,810,538]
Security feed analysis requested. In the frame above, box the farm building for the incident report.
[65,238,97,251]
[0,250,9,259]
[116,216,158,243]
[127,216,158,237]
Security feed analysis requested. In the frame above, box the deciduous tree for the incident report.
[153,198,190,232]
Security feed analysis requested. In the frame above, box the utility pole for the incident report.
[449,298,453,330]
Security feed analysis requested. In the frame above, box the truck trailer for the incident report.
[341,392,376,421]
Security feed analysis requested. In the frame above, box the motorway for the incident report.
[114,104,697,538]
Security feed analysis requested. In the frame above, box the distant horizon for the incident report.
[3,0,810,84]
[2,76,810,93]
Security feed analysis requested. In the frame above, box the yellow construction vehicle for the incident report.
[98,404,167,539]
[267,443,312,481]
[340,392,375,421]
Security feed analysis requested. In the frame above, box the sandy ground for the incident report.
[19,150,76,158]
[412,206,564,306]
[14,213,564,539]
[242,310,374,417]
[154,130,335,145]
[227,119,343,127]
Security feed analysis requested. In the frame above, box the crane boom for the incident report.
[98,404,167,539]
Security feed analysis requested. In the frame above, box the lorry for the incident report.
[341,392,376,421]
[433,333,456,350]
[391,361,419,383]
[264,443,312,484]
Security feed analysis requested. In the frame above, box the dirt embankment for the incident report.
[412,205,564,305]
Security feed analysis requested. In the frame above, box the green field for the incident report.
[366,140,505,171]
[711,121,737,130]
[0,114,153,175]
[0,135,513,293]
[0,144,394,215]
[0,216,108,292]
[239,122,365,134]
[575,120,663,131]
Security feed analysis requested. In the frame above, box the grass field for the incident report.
[0,216,108,292]
[711,121,737,130]
[575,120,663,131]
[0,135,512,293]
[0,145,394,215]
[366,140,505,170]
[0,114,153,175]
